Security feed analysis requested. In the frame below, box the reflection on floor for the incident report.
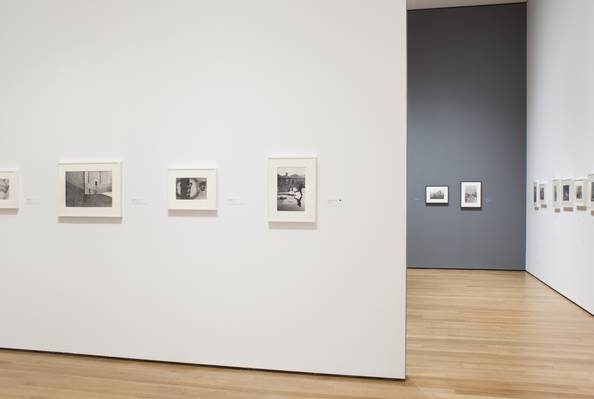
[0,269,592,398]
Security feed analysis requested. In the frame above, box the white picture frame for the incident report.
[561,178,573,208]
[539,183,547,207]
[532,181,539,208]
[552,179,561,209]
[574,178,587,208]
[268,157,317,223]
[58,162,122,217]
[460,181,482,209]
[0,171,18,209]
[587,173,594,210]
[168,168,217,210]
[425,185,449,205]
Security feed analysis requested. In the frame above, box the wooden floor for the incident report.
[1,269,593,398]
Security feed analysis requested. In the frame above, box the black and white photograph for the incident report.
[576,185,583,200]
[425,186,449,205]
[551,179,563,209]
[561,178,573,207]
[58,162,122,217]
[552,179,561,209]
[268,157,317,223]
[176,178,207,200]
[563,184,570,201]
[66,171,113,207]
[533,182,538,206]
[539,183,546,206]
[0,178,9,201]
[0,171,18,209]
[277,167,306,212]
[589,175,594,208]
[460,181,482,209]
[168,168,217,211]
[465,186,479,203]
[574,179,587,207]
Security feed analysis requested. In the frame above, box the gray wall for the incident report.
[407,4,526,270]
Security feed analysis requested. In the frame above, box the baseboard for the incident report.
[407,266,525,272]
[0,347,405,381]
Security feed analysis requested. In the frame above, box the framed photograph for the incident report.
[58,162,122,217]
[268,157,317,223]
[533,182,539,208]
[561,178,573,208]
[552,179,561,209]
[539,183,547,207]
[425,186,449,205]
[461,181,482,209]
[574,178,587,208]
[0,171,18,209]
[168,168,217,210]
[588,173,594,210]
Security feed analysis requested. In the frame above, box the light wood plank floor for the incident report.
[1,269,592,398]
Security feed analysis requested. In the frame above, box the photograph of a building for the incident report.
[277,167,305,211]
[430,188,445,199]
[465,186,478,203]
[65,171,113,207]
[425,186,449,204]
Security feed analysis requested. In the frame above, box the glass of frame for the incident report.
[574,178,587,208]
[461,181,482,209]
[552,179,561,210]
[539,183,547,207]
[268,157,317,223]
[588,174,594,210]
[0,171,18,209]
[425,186,449,205]
[168,168,217,211]
[561,178,573,208]
[58,162,122,217]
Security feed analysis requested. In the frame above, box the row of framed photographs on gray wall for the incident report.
[533,175,594,210]
[0,157,318,223]
[425,181,482,209]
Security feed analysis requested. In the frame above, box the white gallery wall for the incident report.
[0,0,407,378]
[527,0,594,314]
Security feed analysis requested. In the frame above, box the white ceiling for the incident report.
[408,0,526,10]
